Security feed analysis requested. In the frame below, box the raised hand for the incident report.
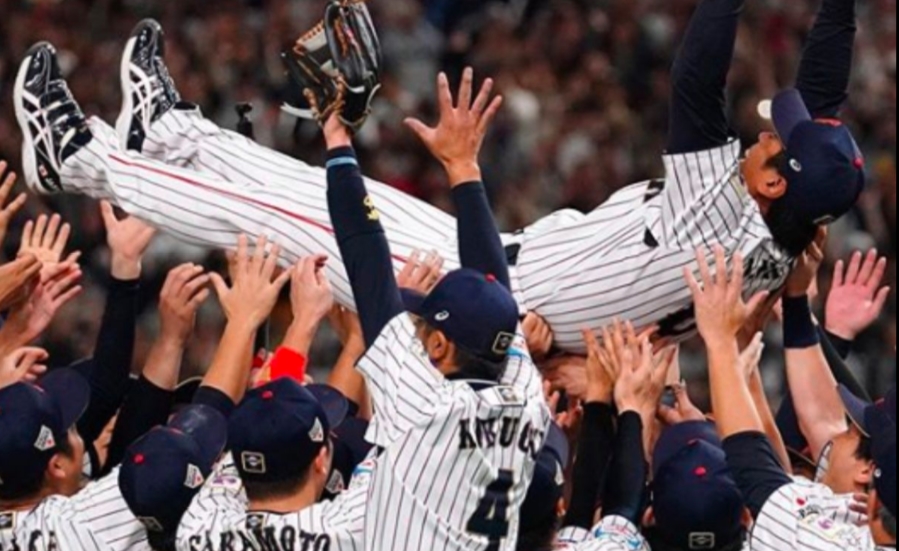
[739,332,766,385]
[0,162,27,246]
[826,249,891,341]
[0,254,42,311]
[684,246,769,345]
[657,383,706,426]
[523,313,554,360]
[18,214,80,283]
[159,264,211,344]
[397,250,445,295]
[101,201,157,280]
[329,305,364,350]
[290,255,334,330]
[0,347,49,389]
[405,67,504,186]
[583,328,614,404]
[6,264,83,344]
[542,355,588,401]
[210,235,292,330]
[785,228,827,298]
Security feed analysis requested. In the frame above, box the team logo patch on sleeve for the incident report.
[246,513,266,531]
[0,512,15,530]
[326,470,346,495]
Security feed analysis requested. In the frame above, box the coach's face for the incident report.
[47,428,86,498]
[742,132,788,211]
[821,424,874,495]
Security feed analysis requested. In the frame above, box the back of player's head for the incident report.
[0,369,90,501]
[651,421,746,551]
[518,424,569,550]
[323,416,374,501]
[403,268,519,380]
[228,379,348,500]
[119,404,228,535]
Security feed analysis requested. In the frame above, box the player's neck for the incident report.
[248,483,319,515]
[0,491,49,513]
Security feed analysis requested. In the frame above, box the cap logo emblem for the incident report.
[435,311,450,322]
[326,470,346,494]
[790,159,803,172]
[241,452,267,474]
[492,332,516,355]
[34,426,56,452]
[688,533,716,549]
[309,418,325,443]
[184,464,205,489]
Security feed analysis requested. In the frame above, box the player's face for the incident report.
[742,132,787,205]
[820,424,874,495]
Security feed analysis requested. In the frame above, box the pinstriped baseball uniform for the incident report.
[750,482,883,551]
[176,454,371,551]
[60,110,792,353]
[355,315,550,551]
[0,469,147,551]
[555,517,652,550]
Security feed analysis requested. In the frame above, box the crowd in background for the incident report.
[0,0,895,404]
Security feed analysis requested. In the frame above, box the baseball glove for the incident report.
[281,0,381,133]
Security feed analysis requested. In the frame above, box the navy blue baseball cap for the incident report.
[119,404,228,533]
[402,268,519,363]
[520,423,570,527]
[229,379,348,484]
[652,422,745,550]
[840,385,897,516]
[0,369,90,497]
[771,89,866,226]
[323,416,374,500]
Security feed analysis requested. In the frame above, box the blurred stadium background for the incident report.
[0,0,894,406]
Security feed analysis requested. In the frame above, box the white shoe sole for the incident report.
[115,35,139,153]
[14,51,46,194]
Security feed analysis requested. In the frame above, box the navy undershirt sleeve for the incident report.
[451,182,510,290]
[565,402,616,529]
[102,376,175,475]
[796,0,858,119]
[326,147,405,347]
[667,0,745,154]
[602,412,648,524]
[723,431,793,518]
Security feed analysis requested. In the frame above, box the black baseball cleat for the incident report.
[116,19,181,153]
[14,42,92,195]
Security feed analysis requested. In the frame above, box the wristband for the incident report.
[782,296,820,349]
[268,346,309,383]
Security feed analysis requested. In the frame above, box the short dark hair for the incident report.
[419,322,507,382]
[765,150,790,174]
[0,430,76,501]
[856,434,874,462]
[516,514,559,551]
[243,468,311,503]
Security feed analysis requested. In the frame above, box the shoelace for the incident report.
[42,80,86,158]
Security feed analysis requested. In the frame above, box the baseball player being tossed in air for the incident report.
[14,0,865,352]
[322,70,550,551]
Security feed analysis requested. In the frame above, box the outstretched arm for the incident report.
[324,119,405,347]
[797,0,858,119]
[667,0,745,154]
[406,68,508,286]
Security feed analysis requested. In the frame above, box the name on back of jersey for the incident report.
[183,522,333,551]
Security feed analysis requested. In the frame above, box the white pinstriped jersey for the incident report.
[356,315,551,551]
[750,482,884,551]
[64,113,792,354]
[0,468,147,551]
[177,454,370,551]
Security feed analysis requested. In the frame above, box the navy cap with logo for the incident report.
[839,385,897,516]
[520,423,570,528]
[324,416,374,500]
[0,369,90,497]
[119,404,228,533]
[771,89,866,227]
[229,379,349,484]
[402,268,519,363]
[652,422,745,551]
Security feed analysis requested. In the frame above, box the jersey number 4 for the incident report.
[467,470,514,551]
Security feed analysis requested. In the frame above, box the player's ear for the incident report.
[642,506,656,528]
[760,175,788,200]
[314,445,330,476]
[741,507,754,529]
[555,497,566,519]
[855,459,875,487]
[425,329,451,364]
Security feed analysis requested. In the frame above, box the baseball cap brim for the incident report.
[168,405,228,468]
[654,421,722,478]
[772,89,813,145]
[39,368,90,430]
[307,384,349,430]
[400,288,428,317]
[839,385,872,437]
